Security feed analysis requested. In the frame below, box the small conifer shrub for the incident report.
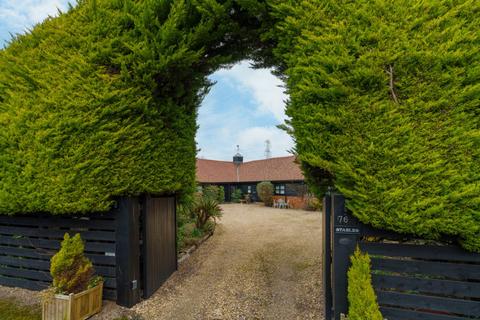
[50,233,98,294]
[347,248,383,320]
[257,182,274,206]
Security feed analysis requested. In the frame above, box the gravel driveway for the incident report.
[133,203,323,320]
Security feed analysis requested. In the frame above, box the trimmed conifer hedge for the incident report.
[0,0,264,214]
[268,0,480,251]
[1,1,478,251]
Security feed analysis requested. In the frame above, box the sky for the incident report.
[0,0,294,162]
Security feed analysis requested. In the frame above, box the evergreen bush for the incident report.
[217,186,225,203]
[202,185,219,200]
[1,0,478,251]
[0,0,264,215]
[231,189,243,203]
[268,0,480,251]
[257,181,274,206]
[347,248,383,320]
[50,233,97,294]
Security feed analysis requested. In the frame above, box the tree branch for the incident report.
[386,65,399,104]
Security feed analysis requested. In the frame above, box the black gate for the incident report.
[323,193,480,320]
[142,195,177,298]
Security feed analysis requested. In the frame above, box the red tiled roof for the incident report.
[196,156,304,183]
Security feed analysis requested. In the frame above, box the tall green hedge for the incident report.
[0,0,264,214]
[268,0,480,251]
[1,0,479,252]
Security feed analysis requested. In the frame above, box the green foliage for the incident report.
[177,192,221,250]
[305,195,321,211]
[347,248,383,320]
[0,0,265,215]
[269,0,480,251]
[177,202,195,251]
[0,299,41,320]
[192,194,223,229]
[2,0,479,252]
[230,189,243,203]
[203,185,224,203]
[257,181,274,206]
[50,233,96,294]
[217,186,225,203]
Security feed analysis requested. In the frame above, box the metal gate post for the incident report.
[331,194,360,320]
[114,197,141,307]
[323,192,333,320]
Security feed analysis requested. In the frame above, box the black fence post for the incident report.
[323,192,333,320]
[331,194,361,320]
[115,197,141,307]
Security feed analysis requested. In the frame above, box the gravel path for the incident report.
[133,204,323,320]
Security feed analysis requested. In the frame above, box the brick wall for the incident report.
[272,195,307,209]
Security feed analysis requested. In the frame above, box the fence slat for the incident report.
[360,242,480,263]
[372,274,480,299]
[0,245,115,266]
[370,257,480,281]
[0,209,120,302]
[376,291,480,317]
[0,255,50,270]
[0,266,51,281]
[0,226,115,241]
[380,306,469,320]
[0,275,50,290]
[0,215,115,230]
[0,235,115,253]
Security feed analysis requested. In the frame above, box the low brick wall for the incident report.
[272,195,307,209]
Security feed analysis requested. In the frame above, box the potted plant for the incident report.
[42,233,103,320]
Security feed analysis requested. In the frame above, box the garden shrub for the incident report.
[231,189,243,203]
[50,233,96,294]
[177,191,221,250]
[176,203,195,251]
[268,0,480,251]
[1,0,479,252]
[203,185,224,203]
[304,195,321,211]
[347,248,382,320]
[0,0,264,215]
[203,219,216,233]
[257,182,274,206]
[217,186,225,203]
[192,194,222,229]
[202,185,216,201]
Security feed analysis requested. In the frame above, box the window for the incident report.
[247,186,252,194]
[275,184,285,195]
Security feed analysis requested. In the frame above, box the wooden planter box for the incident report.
[42,282,103,320]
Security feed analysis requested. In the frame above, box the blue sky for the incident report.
[0,1,293,161]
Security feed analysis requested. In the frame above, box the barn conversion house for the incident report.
[196,153,308,208]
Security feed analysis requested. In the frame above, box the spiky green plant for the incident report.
[347,248,383,320]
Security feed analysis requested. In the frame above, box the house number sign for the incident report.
[334,209,360,235]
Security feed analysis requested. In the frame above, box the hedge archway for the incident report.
[0,1,479,251]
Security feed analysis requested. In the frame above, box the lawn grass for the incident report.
[0,299,41,320]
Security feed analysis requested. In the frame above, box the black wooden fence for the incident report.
[323,193,480,320]
[0,195,177,307]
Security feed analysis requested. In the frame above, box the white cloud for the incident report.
[237,126,294,160]
[214,61,288,122]
[0,0,72,37]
